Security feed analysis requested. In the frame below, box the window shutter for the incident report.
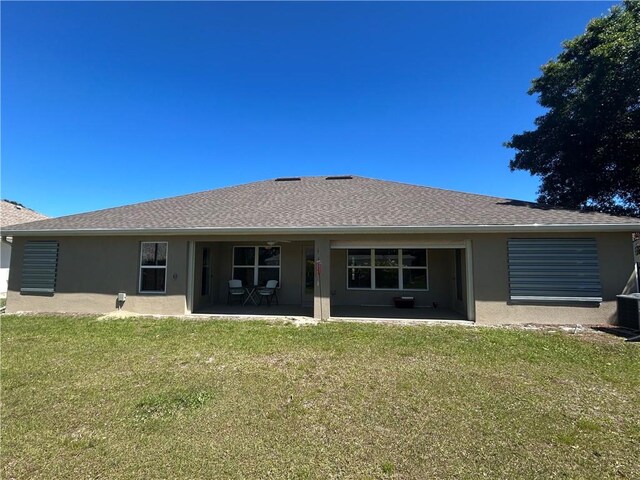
[508,238,602,302]
[21,241,59,295]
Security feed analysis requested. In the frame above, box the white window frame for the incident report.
[346,248,429,291]
[139,241,168,294]
[232,246,281,286]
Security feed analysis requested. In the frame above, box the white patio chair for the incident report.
[227,279,245,305]
[257,280,279,306]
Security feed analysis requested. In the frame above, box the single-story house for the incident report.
[3,176,639,324]
[0,200,48,298]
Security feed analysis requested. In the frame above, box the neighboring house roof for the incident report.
[1,200,48,229]
[3,176,640,235]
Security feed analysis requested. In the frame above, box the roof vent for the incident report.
[325,176,353,180]
[275,177,301,182]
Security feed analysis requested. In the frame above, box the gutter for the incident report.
[3,223,640,237]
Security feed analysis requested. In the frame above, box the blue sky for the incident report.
[2,1,618,218]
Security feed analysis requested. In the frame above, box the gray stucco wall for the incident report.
[472,232,636,324]
[5,231,637,324]
[6,236,189,315]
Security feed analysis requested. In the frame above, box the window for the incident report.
[139,242,167,293]
[21,241,59,295]
[233,246,281,286]
[347,248,428,290]
[507,238,602,303]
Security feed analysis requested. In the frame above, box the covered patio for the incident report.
[194,304,313,318]
[331,305,468,321]
[190,304,467,322]
[189,238,473,322]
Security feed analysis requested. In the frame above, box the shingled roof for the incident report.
[1,200,48,228]
[4,176,639,235]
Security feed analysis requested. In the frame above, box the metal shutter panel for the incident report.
[508,238,602,302]
[21,241,59,295]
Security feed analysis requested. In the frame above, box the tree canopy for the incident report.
[506,0,640,217]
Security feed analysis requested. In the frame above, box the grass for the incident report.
[1,315,639,479]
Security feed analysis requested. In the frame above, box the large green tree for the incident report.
[506,1,640,217]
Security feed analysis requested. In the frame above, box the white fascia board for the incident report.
[4,223,640,237]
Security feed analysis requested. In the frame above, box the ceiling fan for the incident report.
[264,240,291,249]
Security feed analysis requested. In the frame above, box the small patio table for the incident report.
[243,286,259,306]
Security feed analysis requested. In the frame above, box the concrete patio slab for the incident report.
[193,304,469,323]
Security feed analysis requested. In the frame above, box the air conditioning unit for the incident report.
[616,294,640,330]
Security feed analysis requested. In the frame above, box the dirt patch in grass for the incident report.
[133,389,213,422]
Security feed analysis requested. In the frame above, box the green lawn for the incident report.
[1,315,639,479]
